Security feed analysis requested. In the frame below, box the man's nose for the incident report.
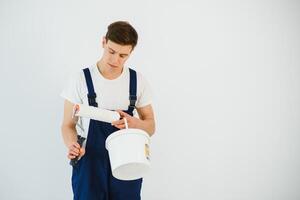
[111,54,120,63]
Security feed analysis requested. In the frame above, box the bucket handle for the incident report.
[124,117,129,129]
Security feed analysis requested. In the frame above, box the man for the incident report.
[60,21,155,200]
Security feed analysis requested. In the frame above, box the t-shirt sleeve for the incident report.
[136,73,153,108]
[60,70,84,104]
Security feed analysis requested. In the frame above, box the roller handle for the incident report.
[69,135,86,166]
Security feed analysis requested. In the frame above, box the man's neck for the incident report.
[96,60,123,80]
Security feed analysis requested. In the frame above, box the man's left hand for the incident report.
[111,110,140,129]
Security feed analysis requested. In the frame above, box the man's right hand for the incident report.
[67,141,85,159]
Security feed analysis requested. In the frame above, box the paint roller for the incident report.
[69,104,121,166]
[73,104,121,123]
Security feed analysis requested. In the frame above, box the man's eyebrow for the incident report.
[108,47,115,52]
[109,47,129,56]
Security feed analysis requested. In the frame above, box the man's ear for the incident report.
[102,37,106,48]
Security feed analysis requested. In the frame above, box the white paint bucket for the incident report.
[105,118,151,180]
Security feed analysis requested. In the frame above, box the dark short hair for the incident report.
[105,21,138,50]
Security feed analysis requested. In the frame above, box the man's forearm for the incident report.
[61,126,78,147]
[136,119,155,136]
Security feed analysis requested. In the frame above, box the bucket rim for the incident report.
[105,128,150,148]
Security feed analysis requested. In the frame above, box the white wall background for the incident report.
[1,0,300,199]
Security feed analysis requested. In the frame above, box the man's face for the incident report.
[102,38,133,70]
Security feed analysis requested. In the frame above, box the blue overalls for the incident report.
[71,68,142,200]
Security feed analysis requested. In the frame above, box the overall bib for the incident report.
[72,68,142,200]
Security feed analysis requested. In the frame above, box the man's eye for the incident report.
[109,51,114,54]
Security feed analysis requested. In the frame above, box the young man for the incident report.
[60,21,155,200]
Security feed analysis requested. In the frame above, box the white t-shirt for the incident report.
[60,64,152,136]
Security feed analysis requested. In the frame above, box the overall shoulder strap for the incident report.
[83,68,98,107]
[128,68,137,114]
